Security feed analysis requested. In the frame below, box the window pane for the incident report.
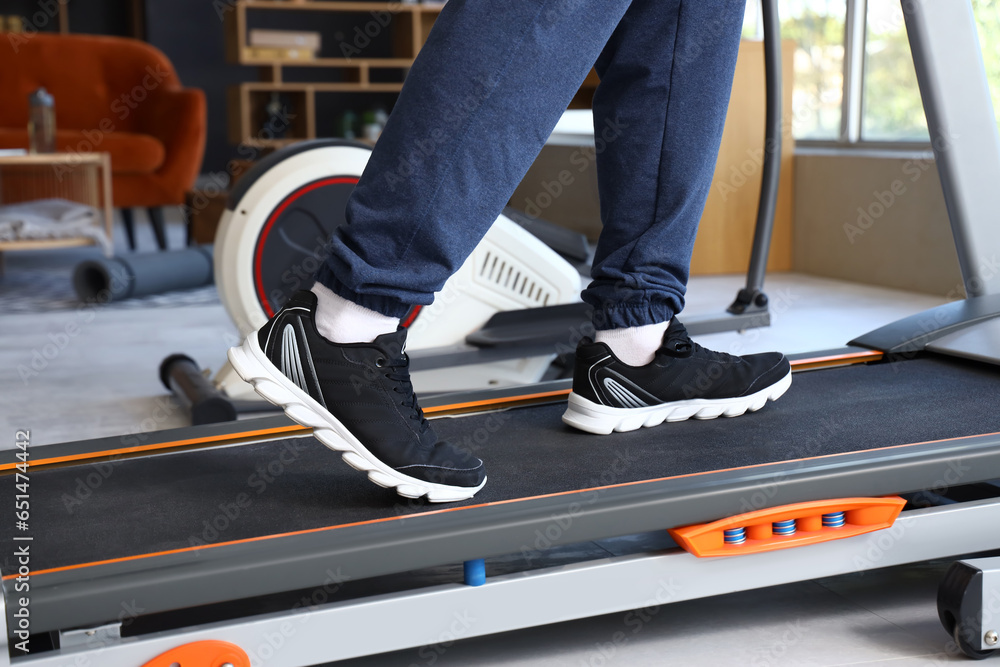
[973,0,1000,134]
[779,0,847,139]
[862,0,929,141]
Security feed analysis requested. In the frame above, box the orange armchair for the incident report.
[0,33,206,249]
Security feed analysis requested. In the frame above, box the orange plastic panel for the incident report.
[140,640,250,667]
[668,496,906,558]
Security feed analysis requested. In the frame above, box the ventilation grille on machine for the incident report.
[479,250,551,306]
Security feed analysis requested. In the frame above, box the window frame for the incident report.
[792,0,934,150]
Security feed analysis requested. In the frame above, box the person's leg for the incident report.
[314,0,634,324]
[562,0,793,434]
[231,0,634,502]
[586,0,745,346]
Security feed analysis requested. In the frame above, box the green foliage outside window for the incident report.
[750,0,1000,141]
[780,0,847,139]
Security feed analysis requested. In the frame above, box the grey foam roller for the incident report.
[73,245,214,302]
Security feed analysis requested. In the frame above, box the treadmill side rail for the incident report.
[10,499,1000,667]
[669,496,906,557]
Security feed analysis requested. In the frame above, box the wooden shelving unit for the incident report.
[225,0,446,147]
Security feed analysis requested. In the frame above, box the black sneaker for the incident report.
[227,290,486,502]
[562,320,791,435]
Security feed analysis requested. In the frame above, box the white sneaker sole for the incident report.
[561,371,793,435]
[227,335,486,503]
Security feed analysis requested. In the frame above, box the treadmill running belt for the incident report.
[5,356,999,574]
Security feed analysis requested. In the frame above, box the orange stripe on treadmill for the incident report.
[10,426,998,581]
[2,351,882,471]
[790,350,883,370]
[0,425,307,472]
[424,389,571,414]
[425,351,880,413]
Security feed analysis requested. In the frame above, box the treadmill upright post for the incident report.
[728,0,782,316]
[902,0,1000,297]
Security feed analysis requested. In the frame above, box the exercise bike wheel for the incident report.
[215,139,382,335]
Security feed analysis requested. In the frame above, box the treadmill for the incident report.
[4,1,1000,665]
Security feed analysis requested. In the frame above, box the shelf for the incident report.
[241,136,376,148]
[0,238,99,251]
[241,138,303,148]
[241,82,404,92]
[225,0,439,146]
[239,57,413,68]
[241,1,445,12]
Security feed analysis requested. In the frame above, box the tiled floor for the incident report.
[0,216,991,666]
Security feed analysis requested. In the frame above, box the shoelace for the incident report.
[384,354,430,433]
[661,324,737,363]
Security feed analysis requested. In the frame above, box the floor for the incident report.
[0,214,989,666]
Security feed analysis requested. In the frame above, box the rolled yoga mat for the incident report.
[73,245,214,302]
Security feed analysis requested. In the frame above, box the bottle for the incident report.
[28,88,56,154]
[339,110,358,140]
[361,110,380,142]
[373,107,389,132]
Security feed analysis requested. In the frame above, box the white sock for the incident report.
[310,282,399,344]
[595,320,671,367]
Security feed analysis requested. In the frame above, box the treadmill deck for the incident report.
[6,355,999,575]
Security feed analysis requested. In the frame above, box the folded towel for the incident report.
[0,198,110,254]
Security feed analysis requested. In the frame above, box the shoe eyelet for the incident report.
[375,357,386,368]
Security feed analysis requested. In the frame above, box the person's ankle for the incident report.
[594,320,671,366]
[310,283,399,344]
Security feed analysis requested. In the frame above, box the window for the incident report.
[862,0,928,140]
[745,0,1000,144]
[779,0,848,139]
[744,0,848,139]
[972,0,1000,134]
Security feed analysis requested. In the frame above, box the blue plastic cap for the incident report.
[463,559,486,587]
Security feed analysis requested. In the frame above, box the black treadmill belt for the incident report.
[5,356,999,575]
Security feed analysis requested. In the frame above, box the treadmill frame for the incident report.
[6,0,1000,663]
[5,499,1000,666]
[6,400,1000,640]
